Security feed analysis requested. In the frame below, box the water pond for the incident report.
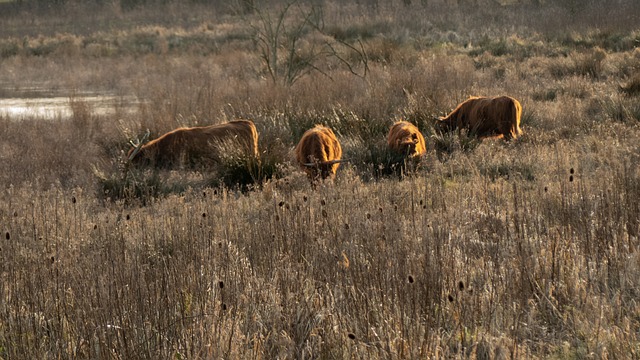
[0,89,140,120]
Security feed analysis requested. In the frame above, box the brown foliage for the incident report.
[438,96,523,140]
[295,125,343,181]
[619,72,640,96]
[128,119,259,168]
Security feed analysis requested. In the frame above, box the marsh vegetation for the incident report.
[1,0,639,358]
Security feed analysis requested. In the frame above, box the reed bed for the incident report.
[1,0,639,358]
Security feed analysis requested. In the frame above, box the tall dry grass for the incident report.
[1,0,640,358]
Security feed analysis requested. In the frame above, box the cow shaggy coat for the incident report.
[438,96,523,140]
[128,120,259,167]
[295,125,342,181]
[387,121,427,160]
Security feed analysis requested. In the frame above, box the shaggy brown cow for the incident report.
[387,121,426,160]
[438,96,523,140]
[128,119,259,167]
[295,125,343,181]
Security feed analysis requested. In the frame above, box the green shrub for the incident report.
[431,129,481,158]
[207,150,281,191]
[97,165,167,205]
[0,38,20,58]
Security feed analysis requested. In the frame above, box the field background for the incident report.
[1,0,640,358]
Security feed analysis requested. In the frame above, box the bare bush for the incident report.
[1,1,640,358]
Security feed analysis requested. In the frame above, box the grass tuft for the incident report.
[1,1,640,358]
[619,72,640,96]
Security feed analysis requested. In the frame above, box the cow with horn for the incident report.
[127,120,259,168]
[437,96,523,141]
[295,125,344,182]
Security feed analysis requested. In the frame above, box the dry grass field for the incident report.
[1,0,639,358]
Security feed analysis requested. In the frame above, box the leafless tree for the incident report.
[245,0,368,86]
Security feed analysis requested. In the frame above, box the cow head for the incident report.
[303,158,344,180]
[396,132,421,157]
[127,130,150,165]
[435,116,450,131]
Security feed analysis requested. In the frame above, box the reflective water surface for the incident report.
[0,90,140,120]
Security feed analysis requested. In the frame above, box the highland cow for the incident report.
[438,96,523,140]
[128,120,259,168]
[295,125,343,181]
[387,121,427,160]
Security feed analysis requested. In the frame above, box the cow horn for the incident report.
[303,159,349,167]
[127,130,150,162]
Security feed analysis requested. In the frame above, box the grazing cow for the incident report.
[128,120,259,167]
[295,125,343,181]
[438,96,523,140]
[387,121,426,160]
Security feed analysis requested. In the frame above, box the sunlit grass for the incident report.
[1,1,639,358]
